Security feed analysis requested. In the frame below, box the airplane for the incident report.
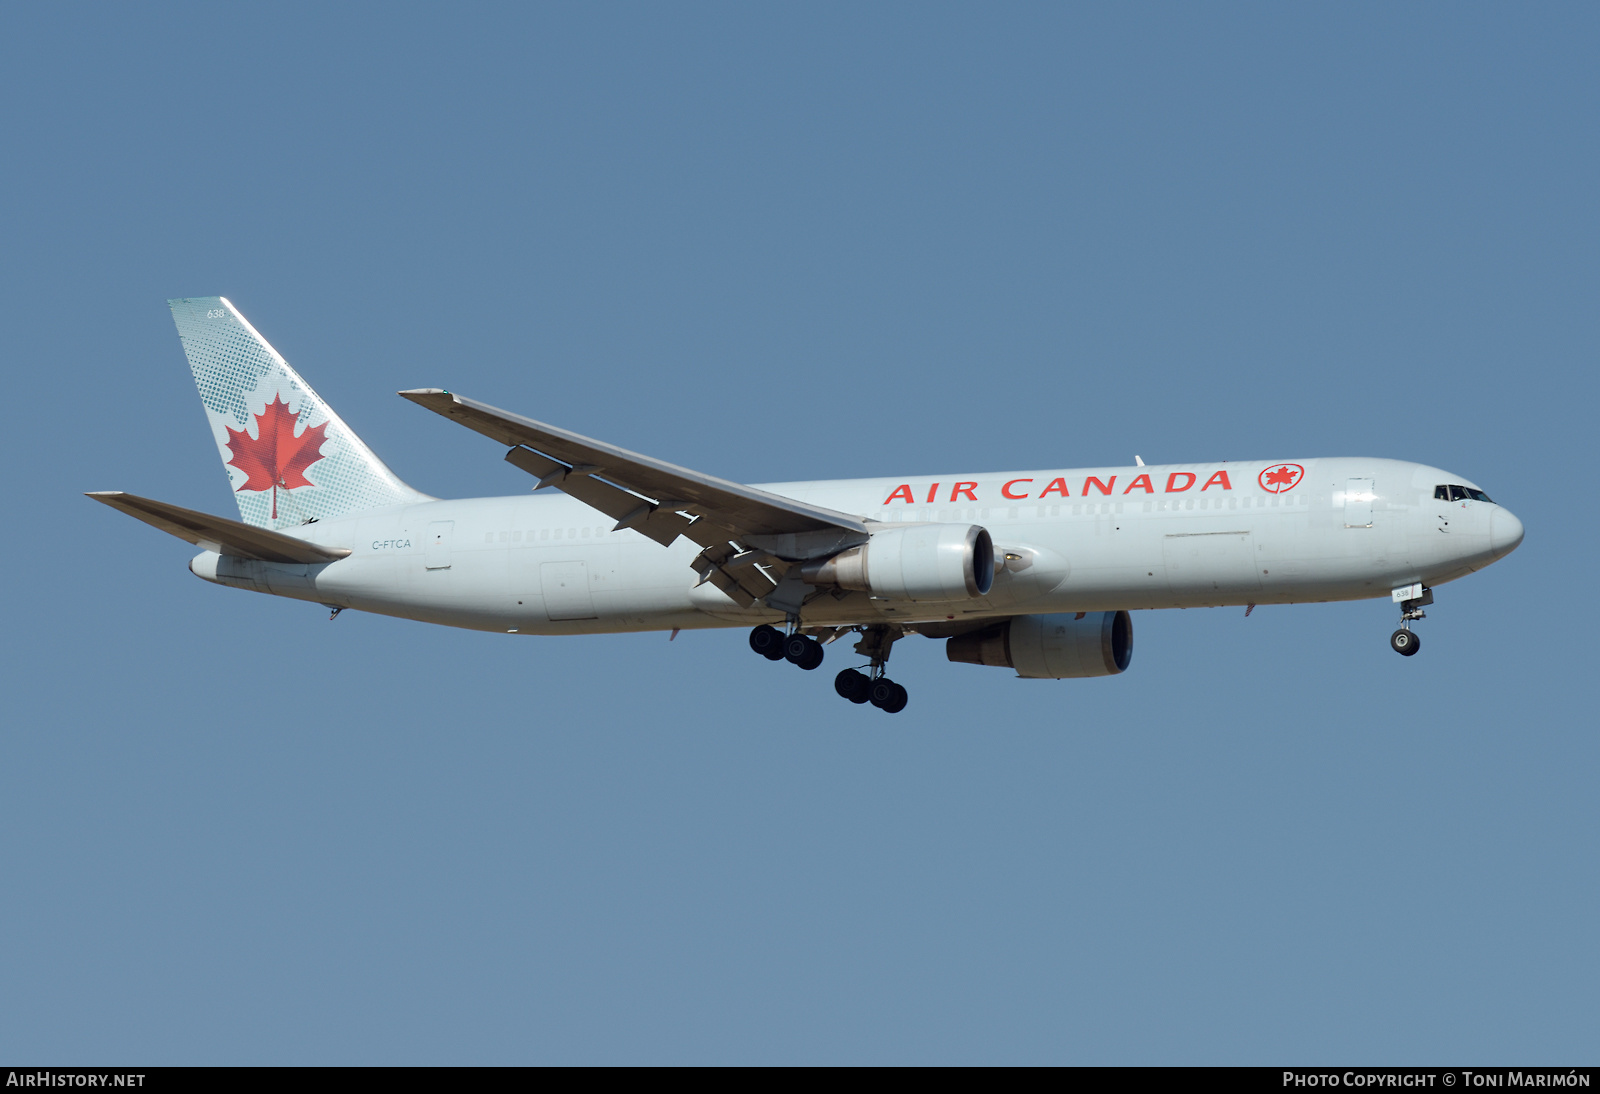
[88,297,1526,714]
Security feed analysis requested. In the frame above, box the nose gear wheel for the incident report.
[1390,629,1420,656]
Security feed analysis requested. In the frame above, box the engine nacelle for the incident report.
[800,524,994,601]
[946,611,1133,678]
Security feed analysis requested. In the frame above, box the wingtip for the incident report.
[398,388,455,402]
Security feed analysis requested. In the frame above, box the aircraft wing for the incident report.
[400,389,869,606]
[86,491,352,565]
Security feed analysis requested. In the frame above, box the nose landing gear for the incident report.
[1389,584,1433,657]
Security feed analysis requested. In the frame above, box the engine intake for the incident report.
[800,524,994,601]
[946,611,1133,678]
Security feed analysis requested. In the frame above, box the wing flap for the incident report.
[86,492,352,564]
[502,446,703,549]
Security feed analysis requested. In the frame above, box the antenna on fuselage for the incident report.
[1135,455,1145,466]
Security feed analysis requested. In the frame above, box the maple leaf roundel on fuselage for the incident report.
[224,395,330,494]
[1258,463,1305,493]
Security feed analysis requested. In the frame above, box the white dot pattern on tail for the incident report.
[169,297,427,529]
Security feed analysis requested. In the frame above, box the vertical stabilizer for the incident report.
[170,297,428,529]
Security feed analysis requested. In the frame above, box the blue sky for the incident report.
[1,3,1595,1063]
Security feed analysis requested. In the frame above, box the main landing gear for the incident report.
[834,625,909,714]
[749,623,824,671]
[748,622,909,713]
[833,669,908,713]
[1389,584,1433,657]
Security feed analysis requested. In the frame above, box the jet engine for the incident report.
[800,524,994,602]
[946,611,1133,678]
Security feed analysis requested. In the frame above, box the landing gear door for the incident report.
[425,520,454,569]
[1344,479,1374,529]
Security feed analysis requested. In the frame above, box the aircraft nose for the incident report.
[1491,506,1525,557]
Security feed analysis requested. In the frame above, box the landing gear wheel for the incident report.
[1390,629,1421,657]
[750,624,786,660]
[783,634,824,670]
[835,669,871,704]
[868,678,909,713]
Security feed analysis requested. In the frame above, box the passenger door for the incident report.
[1344,479,1374,529]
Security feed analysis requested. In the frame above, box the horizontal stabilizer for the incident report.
[85,492,352,564]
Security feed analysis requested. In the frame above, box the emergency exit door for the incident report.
[425,521,454,569]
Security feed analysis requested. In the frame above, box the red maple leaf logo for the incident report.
[1258,463,1304,493]
[225,394,329,519]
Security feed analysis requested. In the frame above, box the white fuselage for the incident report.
[190,457,1523,634]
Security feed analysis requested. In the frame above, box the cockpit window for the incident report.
[1435,484,1493,503]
